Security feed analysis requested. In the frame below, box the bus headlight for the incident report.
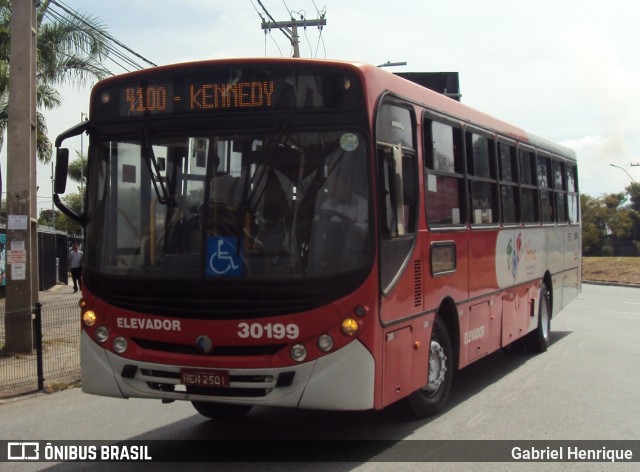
[95,326,109,343]
[82,310,97,327]
[290,344,307,362]
[113,337,128,354]
[341,318,359,336]
[318,334,334,352]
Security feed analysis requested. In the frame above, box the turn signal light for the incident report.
[82,310,97,327]
[341,318,359,336]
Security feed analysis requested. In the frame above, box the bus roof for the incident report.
[92,57,576,162]
[344,60,576,162]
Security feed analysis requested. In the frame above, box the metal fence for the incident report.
[0,298,81,397]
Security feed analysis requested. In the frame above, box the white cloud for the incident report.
[562,135,639,196]
[7,0,640,210]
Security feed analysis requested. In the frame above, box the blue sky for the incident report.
[26,0,640,209]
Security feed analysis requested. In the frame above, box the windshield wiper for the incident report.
[140,129,170,205]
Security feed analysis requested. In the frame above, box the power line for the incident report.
[53,0,157,68]
[43,8,128,74]
[44,0,157,75]
[257,1,327,58]
[256,0,293,40]
[43,7,139,74]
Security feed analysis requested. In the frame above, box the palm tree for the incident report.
[68,149,87,185]
[0,0,111,163]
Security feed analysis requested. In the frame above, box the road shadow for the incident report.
[447,329,571,407]
[40,330,573,471]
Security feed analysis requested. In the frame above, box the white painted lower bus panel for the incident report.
[80,331,375,411]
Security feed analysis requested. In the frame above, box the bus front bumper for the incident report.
[80,330,375,411]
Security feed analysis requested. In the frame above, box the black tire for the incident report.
[191,401,253,419]
[392,317,454,419]
[524,283,551,352]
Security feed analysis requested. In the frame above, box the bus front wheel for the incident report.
[392,316,453,419]
[191,401,253,419]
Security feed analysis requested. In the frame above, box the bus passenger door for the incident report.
[376,142,427,405]
[378,142,421,322]
[375,102,428,406]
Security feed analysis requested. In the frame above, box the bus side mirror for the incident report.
[54,148,69,194]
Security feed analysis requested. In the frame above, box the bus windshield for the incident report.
[86,128,371,280]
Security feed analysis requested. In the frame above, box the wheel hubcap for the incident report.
[540,294,550,339]
[425,339,447,394]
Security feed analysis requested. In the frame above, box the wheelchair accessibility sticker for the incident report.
[207,237,244,277]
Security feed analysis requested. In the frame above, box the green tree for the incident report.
[581,194,607,255]
[0,0,110,163]
[37,191,81,234]
[581,191,636,256]
[56,191,83,235]
[38,207,55,226]
[68,150,87,184]
[624,182,640,253]
[38,151,86,229]
[626,182,640,212]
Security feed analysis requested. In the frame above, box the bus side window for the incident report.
[379,145,417,237]
[498,141,520,224]
[424,120,466,226]
[519,147,539,223]
[537,154,554,223]
[566,164,579,224]
[553,159,567,223]
[467,131,498,225]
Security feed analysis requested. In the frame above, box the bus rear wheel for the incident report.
[191,401,253,419]
[392,317,453,419]
[524,283,551,352]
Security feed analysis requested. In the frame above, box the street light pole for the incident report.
[378,61,408,68]
[609,163,636,183]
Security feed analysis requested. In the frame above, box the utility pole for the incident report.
[261,17,327,58]
[5,0,38,353]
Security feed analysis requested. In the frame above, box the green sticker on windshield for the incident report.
[340,133,359,152]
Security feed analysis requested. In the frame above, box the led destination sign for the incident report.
[122,80,276,114]
[92,65,365,123]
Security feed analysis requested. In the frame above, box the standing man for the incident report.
[68,243,83,293]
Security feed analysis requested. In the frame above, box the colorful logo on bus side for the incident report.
[506,231,539,283]
[496,229,544,288]
[507,233,522,281]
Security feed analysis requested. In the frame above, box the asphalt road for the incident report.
[1,283,639,471]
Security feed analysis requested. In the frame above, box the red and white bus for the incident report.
[54,58,581,419]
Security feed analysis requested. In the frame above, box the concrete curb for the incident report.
[582,281,640,289]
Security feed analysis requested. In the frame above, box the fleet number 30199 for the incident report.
[237,322,299,340]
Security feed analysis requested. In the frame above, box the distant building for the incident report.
[395,72,461,101]
[0,224,69,292]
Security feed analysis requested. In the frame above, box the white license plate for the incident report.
[180,369,230,387]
